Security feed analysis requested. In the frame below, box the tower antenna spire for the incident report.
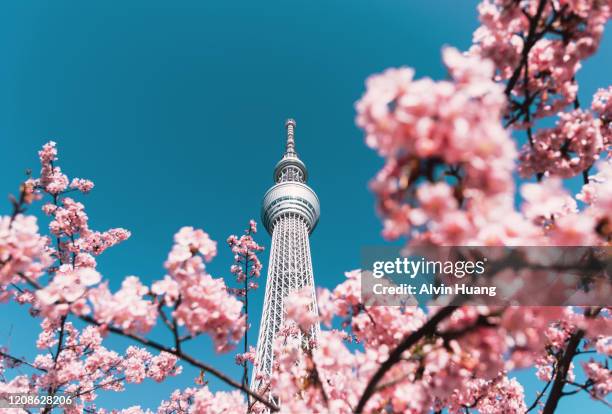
[285,118,296,156]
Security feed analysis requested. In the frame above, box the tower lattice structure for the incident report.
[251,119,321,395]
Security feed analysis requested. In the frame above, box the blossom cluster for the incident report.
[356,47,521,242]
[227,219,264,295]
[152,226,246,352]
[519,97,607,179]
[1,320,181,413]
[248,269,611,413]
[471,0,611,120]
[1,142,251,411]
[0,214,51,293]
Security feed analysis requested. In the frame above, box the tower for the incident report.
[251,119,321,394]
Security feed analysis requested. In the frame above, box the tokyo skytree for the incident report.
[251,119,320,395]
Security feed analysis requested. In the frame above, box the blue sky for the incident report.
[0,1,610,412]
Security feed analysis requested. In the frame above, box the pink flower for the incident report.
[285,288,318,331]
[549,213,598,245]
[519,109,604,178]
[89,276,157,334]
[36,266,101,317]
[316,287,335,327]
[416,182,458,219]
[70,178,95,193]
[123,346,151,383]
[77,228,131,255]
[173,226,217,262]
[0,214,51,288]
[234,346,256,366]
[471,0,610,121]
[521,178,577,224]
[148,352,182,382]
[356,47,515,243]
[582,360,612,399]
[227,221,264,286]
[158,227,246,352]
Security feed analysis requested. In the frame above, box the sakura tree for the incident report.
[1,0,611,413]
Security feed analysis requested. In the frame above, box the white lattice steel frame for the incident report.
[252,119,320,396]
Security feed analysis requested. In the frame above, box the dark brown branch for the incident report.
[541,329,584,414]
[525,369,554,413]
[0,350,47,372]
[565,381,612,409]
[542,307,603,413]
[77,314,278,412]
[354,305,457,413]
[42,315,68,414]
[504,0,548,97]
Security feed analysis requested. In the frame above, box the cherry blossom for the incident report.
[0,214,51,289]
[471,0,611,121]
[160,227,246,352]
[88,277,157,334]
[521,178,577,224]
[285,288,318,331]
[157,386,246,414]
[582,359,612,399]
[356,47,518,244]
[519,108,604,178]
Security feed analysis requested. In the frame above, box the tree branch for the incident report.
[77,314,278,412]
[541,329,584,414]
[565,381,612,409]
[525,370,554,413]
[0,350,47,372]
[354,305,457,413]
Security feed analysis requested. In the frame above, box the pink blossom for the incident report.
[592,86,612,145]
[89,276,157,334]
[416,182,458,219]
[594,337,612,356]
[521,178,577,224]
[0,214,51,288]
[285,288,318,331]
[150,275,180,306]
[77,228,131,256]
[519,109,604,178]
[173,226,217,262]
[234,346,256,366]
[579,160,612,214]
[69,178,95,193]
[160,227,245,352]
[35,266,101,317]
[123,346,150,383]
[356,47,516,242]
[48,197,88,237]
[227,220,264,284]
[37,143,70,194]
[471,0,610,120]
[582,360,612,399]
[316,287,335,327]
[157,386,246,414]
[549,213,599,245]
[148,352,182,382]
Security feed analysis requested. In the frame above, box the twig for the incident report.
[354,305,457,413]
